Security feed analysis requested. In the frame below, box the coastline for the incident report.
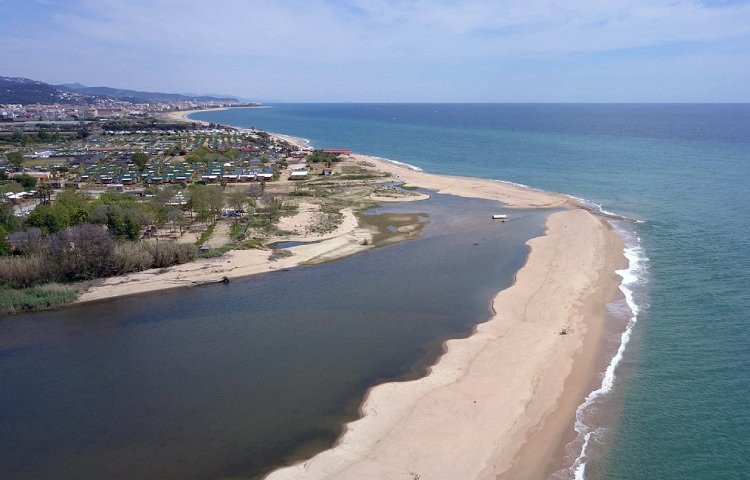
[264,206,624,480]
[78,116,627,479]
[160,106,265,126]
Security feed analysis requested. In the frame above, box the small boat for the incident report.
[492,214,508,220]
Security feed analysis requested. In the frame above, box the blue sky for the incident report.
[2,0,750,102]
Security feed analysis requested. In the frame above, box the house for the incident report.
[321,148,352,156]
[289,170,309,180]
[12,171,51,183]
[322,168,334,176]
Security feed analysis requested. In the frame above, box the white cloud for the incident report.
[3,0,749,100]
[41,0,750,61]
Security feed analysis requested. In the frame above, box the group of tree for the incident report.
[0,180,267,292]
[0,223,197,287]
[307,151,341,166]
[184,146,241,165]
[5,151,24,171]
[0,189,205,288]
[8,126,68,146]
[186,184,226,223]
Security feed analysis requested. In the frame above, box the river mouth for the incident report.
[0,193,550,480]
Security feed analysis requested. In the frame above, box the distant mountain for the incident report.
[57,83,238,103]
[0,75,241,105]
[0,76,98,104]
[59,82,87,90]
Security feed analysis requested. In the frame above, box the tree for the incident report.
[6,151,24,171]
[49,224,115,281]
[0,225,11,256]
[262,194,284,221]
[0,202,19,232]
[56,190,91,225]
[16,174,37,189]
[77,123,90,139]
[167,208,188,234]
[226,189,249,213]
[25,203,70,234]
[188,185,224,223]
[37,183,53,205]
[224,148,241,160]
[307,151,337,164]
[131,152,149,172]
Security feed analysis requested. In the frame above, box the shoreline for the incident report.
[160,106,265,126]
[264,207,625,480]
[80,114,628,478]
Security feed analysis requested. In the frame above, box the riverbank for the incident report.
[103,114,626,478]
[76,207,373,303]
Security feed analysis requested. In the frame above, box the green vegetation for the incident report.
[0,116,403,316]
[197,244,232,259]
[187,185,225,223]
[195,223,216,246]
[229,220,249,241]
[0,231,197,287]
[6,151,24,170]
[0,284,78,316]
[307,151,340,165]
[131,152,149,172]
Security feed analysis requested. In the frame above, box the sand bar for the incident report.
[76,116,626,478]
[265,208,624,480]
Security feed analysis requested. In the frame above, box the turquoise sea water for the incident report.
[193,104,750,479]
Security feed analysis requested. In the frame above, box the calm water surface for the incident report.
[0,193,547,480]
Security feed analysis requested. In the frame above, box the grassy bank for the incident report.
[0,284,79,316]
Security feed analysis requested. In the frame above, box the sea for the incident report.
[190,104,750,479]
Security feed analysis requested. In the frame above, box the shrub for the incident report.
[0,254,55,287]
[48,224,115,281]
[109,242,154,275]
[145,242,196,268]
[7,228,44,254]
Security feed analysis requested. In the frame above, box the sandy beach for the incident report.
[264,203,624,480]
[75,121,626,479]
[160,108,226,125]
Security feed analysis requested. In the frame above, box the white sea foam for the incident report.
[565,194,646,224]
[492,178,550,193]
[369,155,424,171]
[567,223,648,479]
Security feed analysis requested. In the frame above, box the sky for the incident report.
[1,0,750,102]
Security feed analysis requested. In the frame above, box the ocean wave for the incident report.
[566,224,648,479]
[369,155,424,172]
[566,195,646,224]
[492,179,549,193]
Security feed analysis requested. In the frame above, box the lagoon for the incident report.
[0,193,547,479]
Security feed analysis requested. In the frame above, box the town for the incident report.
[0,107,413,315]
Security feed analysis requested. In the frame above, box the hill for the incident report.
[0,76,97,104]
[56,84,238,103]
[0,76,239,104]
